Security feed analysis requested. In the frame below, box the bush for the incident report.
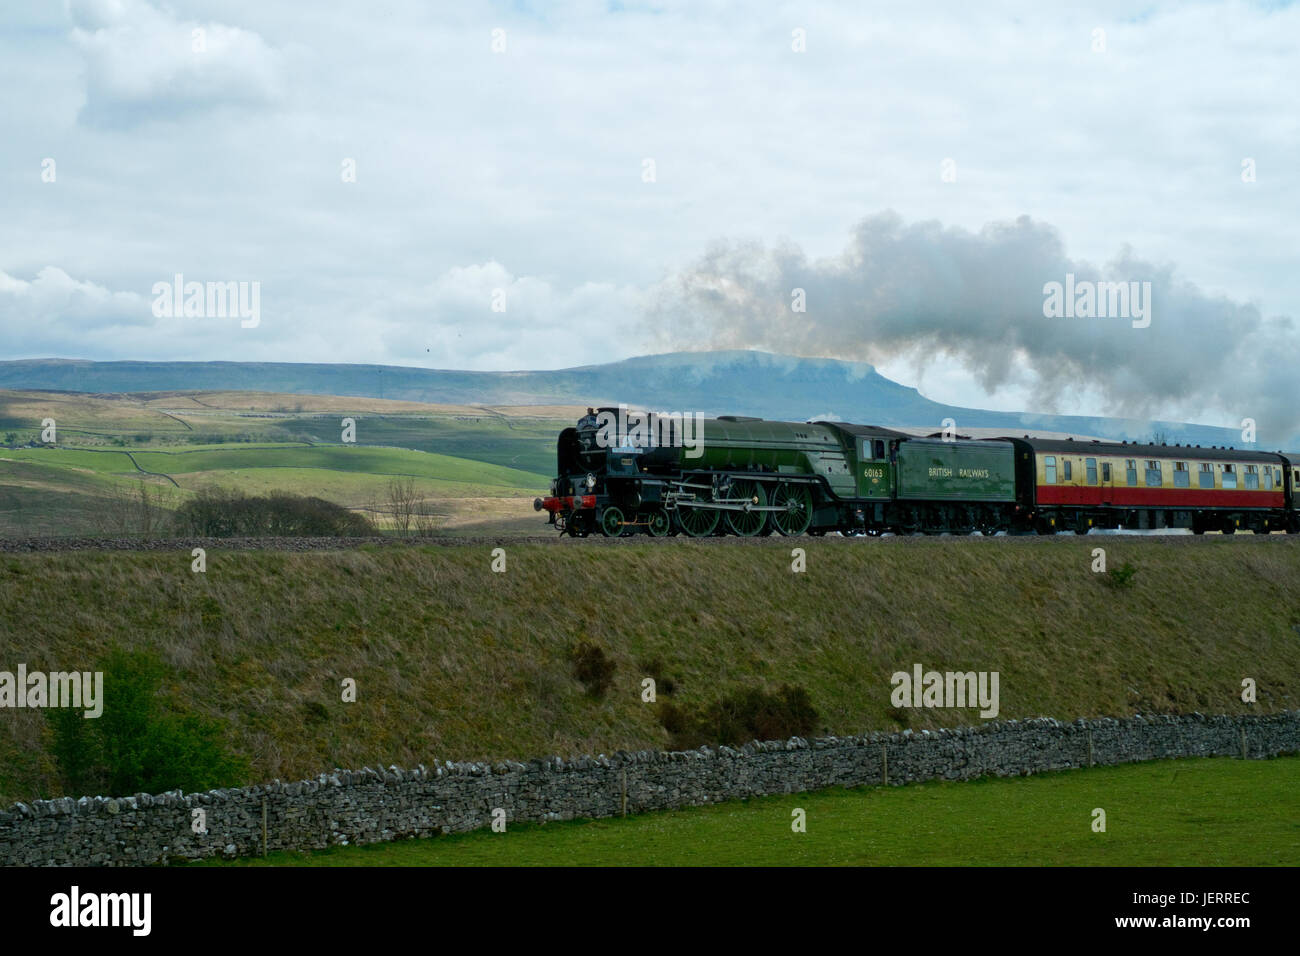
[173,487,374,537]
[639,657,677,696]
[569,641,616,698]
[1106,562,1139,590]
[657,684,819,750]
[47,649,249,797]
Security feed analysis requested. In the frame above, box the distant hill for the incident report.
[0,351,1262,448]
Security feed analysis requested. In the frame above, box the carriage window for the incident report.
[1102,462,1111,482]
[1263,466,1272,489]
[1198,463,1214,489]
[1044,456,1057,484]
[1063,460,1072,481]
[1126,459,1137,486]
[1173,461,1190,488]
[1222,464,1237,489]
[1144,460,1162,487]
[1245,465,1259,490]
[1085,458,1097,484]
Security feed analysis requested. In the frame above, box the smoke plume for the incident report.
[646,211,1299,446]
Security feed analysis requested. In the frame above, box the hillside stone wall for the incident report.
[3,711,1297,866]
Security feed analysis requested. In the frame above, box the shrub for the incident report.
[300,700,330,725]
[173,487,374,537]
[639,658,677,696]
[569,641,616,699]
[1106,562,1139,590]
[47,649,249,797]
[657,684,819,750]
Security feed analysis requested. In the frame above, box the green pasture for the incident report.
[205,755,1300,866]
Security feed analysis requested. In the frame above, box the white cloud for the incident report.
[0,262,649,372]
[0,266,148,329]
[375,261,649,370]
[69,0,282,125]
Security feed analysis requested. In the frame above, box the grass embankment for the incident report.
[2,536,1298,804]
[206,755,1300,866]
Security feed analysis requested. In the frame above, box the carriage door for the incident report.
[1099,458,1114,506]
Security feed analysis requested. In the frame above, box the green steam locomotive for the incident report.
[535,408,1020,536]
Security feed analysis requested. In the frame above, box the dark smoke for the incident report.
[646,211,1299,446]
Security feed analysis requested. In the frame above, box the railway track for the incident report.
[2,531,1297,553]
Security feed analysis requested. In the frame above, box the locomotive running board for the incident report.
[663,475,817,513]
[670,498,805,513]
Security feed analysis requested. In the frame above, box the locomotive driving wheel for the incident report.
[641,507,671,537]
[770,482,812,536]
[676,488,720,536]
[599,505,625,537]
[725,478,767,536]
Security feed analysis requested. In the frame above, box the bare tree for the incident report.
[95,480,175,536]
[414,498,441,535]
[386,477,418,535]
[135,481,168,535]
[363,490,384,533]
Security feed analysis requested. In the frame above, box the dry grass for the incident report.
[2,535,1298,803]
[1,388,581,424]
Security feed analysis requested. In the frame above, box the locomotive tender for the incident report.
[534,408,1300,537]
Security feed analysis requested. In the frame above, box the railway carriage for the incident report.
[1004,437,1293,534]
[535,408,1300,537]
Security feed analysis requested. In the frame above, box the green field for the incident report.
[0,389,566,536]
[132,445,543,488]
[203,755,1300,866]
[3,444,544,489]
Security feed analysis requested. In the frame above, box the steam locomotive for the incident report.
[534,408,1300,537]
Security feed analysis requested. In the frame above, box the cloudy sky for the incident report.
[1,1,1297,434]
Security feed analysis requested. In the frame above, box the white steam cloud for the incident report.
[647,211,1300,445]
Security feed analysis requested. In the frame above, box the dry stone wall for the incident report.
[3,712,1297,866]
